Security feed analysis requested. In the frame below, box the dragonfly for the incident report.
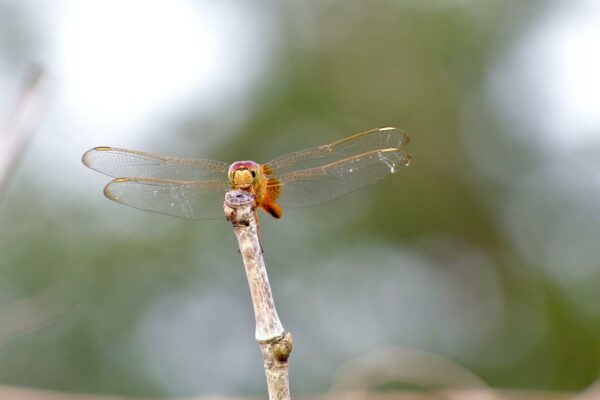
[82,127,411,222]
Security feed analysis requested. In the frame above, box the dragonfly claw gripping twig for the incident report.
[224,190,292,400]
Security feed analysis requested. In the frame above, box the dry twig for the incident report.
[224,190,292,400]
[0,66,48,197]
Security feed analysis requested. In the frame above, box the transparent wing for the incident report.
[264,127,411,209]
[82,147,229,180]
[103,178,231,219]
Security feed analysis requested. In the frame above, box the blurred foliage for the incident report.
[1,0,599,397]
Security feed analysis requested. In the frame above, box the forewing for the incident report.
[103,178,231,219]
[265,127,411,209]
[265,127,409,176]
[82,147,229,180]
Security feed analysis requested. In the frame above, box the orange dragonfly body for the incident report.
[82,127,411,221]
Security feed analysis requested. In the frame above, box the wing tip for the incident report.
[103,178,131,201]
[82,146,113,167]
[103,181,117,201]
[81,149,94,167]
[378,127,410,146]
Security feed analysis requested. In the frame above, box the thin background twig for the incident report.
[0,65,48,198]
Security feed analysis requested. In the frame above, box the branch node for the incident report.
[272,332,293,363]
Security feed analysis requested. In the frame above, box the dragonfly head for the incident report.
[228,161,261,190]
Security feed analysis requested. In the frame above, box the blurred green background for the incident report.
[1,0,599,397]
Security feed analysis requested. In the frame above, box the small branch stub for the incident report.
[224,190,292,400]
